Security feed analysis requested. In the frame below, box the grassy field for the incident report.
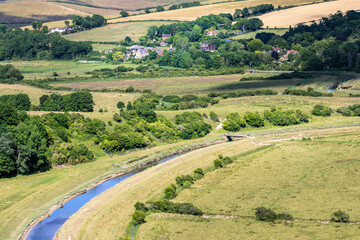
[91,43,118,52]
[137,130,360,239]
[259,0,360,28]
[55,126,360,240]
[0,60,128,79]
[108,0,324,23]
[231,29,288,40]
[0,2,88,25]
[63,21,177,42]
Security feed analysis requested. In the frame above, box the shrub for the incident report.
[132,210,146,225]
[164,184,177,199]
[125,86,135,92]
[210,111,219,122]
[337,104,360,117]
[214,159,223,169]
[255,207,277,222]
[264,108,309,126]
[194,168,204,176]
[223,113,246,131]
[148,200,203,216]
[330,210,350,223]
[277,212,294,220]
[222,156,233,165]
[312,104,332,116]
[113,113,122,123]
[134,202,148,212]
[245,112,264,127]
[176,175,194,186]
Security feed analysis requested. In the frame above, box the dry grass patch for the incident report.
[259,0,360,28]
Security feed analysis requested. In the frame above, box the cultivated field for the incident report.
[259,0,360,28]
[63,21,176,42]
[0,2,88,25]
[107,0,324,23]
[55,126,360,240]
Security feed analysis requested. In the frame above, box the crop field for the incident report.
[55,126,360,240]
[63,21,177,42]
[231,29,288,40]
[0,2,88,25]
[108,0,324,23]
[137,130,360,239]
[258,0,360,28]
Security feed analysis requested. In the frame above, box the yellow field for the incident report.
[63,21,176,42]
[259,0,360,28]
[0,2,88,25]
[108,0,324,23]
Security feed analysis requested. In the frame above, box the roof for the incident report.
[207,30,217,34]
[162,34,171,37]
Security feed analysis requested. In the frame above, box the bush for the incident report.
[330,210,350,223]
[117,101,125,109]
[245,112,264,127]
[223,113,246,131]
[264,108,309,126]
[214,159,223,169]
[113,113,122,123]
[176,175,194,187]
[164,184,177,199]
[134,202,148,212]
[125,86,135,92]
[210,111,219,122]
[194,168,204,176]
[337,104,360,117]
[222,156,233,165]
[277,212,294,220]
[255,207,277,222]
[148,200,203,216]
[312,104,332,116]
[132,210,146,225]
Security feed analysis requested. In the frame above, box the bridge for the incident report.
[223,133,248,141]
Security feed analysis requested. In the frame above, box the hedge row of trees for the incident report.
[223,107,310,131]
[233,4,275,20]
[39,92,94,112]
[169,1,201,10]
[69,15,107,30]
[336,104,360,117]
[283,88,333,97]
[0,25,92,60]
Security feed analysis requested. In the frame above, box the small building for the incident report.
[135,49,149,59]
[160,42,168,47]
[162,34,171,40]
[272,47,282,53]
[49,27,72,34]
[234,31,242,35]
[225,39,232,43]
[279,50,299,62]
[155,49,164,56]
[207,30,217,36]
[200,42,216,52]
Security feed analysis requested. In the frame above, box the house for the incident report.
[160,42,168,47]
[135,49,149,59]
[207,30,217,36]
[155,49,164,56]
[49,27,72,34]
[200,43,216,52]
[279,50,299,62]
[234,31,242,35]
[162,34,171,40]
[225,39,232,43]
[272,47,283,53]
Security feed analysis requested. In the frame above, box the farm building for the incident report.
[49,27,72,34]
[207,30,217,36]
[160,42,168,47]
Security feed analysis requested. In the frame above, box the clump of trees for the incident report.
[283,88,333,97]
[0,93,31,110]
[0,65,24,83]
[330,210,350,223]
[223,113,246,131]
[70,15,107,30]
[264,107,309,126]
[336,104,360,116]
[39,92,94,112]
[255,207,293,222]
[175,112,212,139]
[214,154,233,169]
[51,143,94,165]
[311,104,332,116]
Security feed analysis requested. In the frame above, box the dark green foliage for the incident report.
[113,113,122,122]
[132,210,146,225]
[51,144,94,165]
[134,202,148,212]
[330,210,350,223]
[210,111,219,122]
[194,168,204,177]
[255,207,277,221]
[164,183,177,199]
[120,10,129,17]
[336,104,360,117]
[148,200,203,216]
[175,112,212,139]
[223,113,246,131]
[117,101,125,109]
[264,108,309,126]
[162,95,182,103]
[245,112,264,127]
[277,212,294,220]
[312,104,332,117]
[40,92,94,112]
[283,88,332,97]
[0,103,19,126]
[0,65,24,83]
[0,132,17,178]
[222,156,233,165]
[126,86,135,92]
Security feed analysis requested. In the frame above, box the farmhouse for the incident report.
[135,49,149,59]
[200,42,216,52]
[160,42,168,47]
[49,27,72,34]
[234,31,243,35]
[207,30,217,36]
[162,34,171,40]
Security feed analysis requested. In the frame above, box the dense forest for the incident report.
[0,25,92,60]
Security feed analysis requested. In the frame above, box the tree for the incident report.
[120,10,129,17]
[64,20,70,27]
[190,25,202,42]
[0,103,19,126]
[145,8,151,13]
[175,36,189,50]
[124,36,132,43]
[0,133,17,178]
[112,51,125,63]
[117,101,125,109]
[31,21,43,30]
[156,6,165,12]
[331,210,350,223]
[132,210,146,225]
[247,39,264,52]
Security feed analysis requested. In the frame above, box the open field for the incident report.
[0,2,88,25]
[231,29,288,40]
[108,0,324,23]
[137,130,360,239]
[49,72,360,96]
[259,0,360,28]
[91,43,118,52]
[55,126,360,240]
[63,21,177,42]
[0,60,133,79]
